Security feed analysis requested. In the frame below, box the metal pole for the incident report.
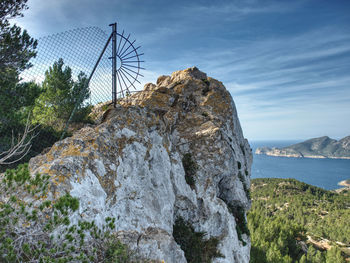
[87,33,112,85]
[110,23,117,107]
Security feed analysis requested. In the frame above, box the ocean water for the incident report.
[250,140,350,190]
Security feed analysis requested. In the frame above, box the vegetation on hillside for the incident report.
[248,178,350,263]
[0,164,137,262]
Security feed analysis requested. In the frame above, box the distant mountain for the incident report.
[255,136,350,159]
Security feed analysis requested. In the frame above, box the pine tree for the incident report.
[0,0,37,130]
[325,247,345,263]
[32,59,90,130]
[0,0,38,157]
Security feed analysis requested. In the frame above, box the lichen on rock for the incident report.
[29,67,252,262]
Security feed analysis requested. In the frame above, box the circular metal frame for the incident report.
[115,30,144,97]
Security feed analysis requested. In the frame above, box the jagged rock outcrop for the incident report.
[256,136,350,159]
[29,67,252,262]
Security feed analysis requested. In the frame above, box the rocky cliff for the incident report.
[256,136,350,159]
[29,67,252,262]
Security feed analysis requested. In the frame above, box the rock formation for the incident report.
[29,67,252,262]
[256,136,350,159]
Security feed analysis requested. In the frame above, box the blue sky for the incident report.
[13,0,350,140]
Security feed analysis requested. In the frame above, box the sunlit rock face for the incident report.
[29,67,252,263]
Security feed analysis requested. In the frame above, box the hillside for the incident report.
[248,178,350,263]
[255,136,350,159]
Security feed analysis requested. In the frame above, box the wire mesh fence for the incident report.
[0,25,142,171]
[21,26,112,104]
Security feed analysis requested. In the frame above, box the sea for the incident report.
[250,140,350,190]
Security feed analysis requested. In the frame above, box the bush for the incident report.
[173,217,223,263]
[238,171,250,199]
[182,153,198,189]
[0,164,134,262]
[227,204,249,246]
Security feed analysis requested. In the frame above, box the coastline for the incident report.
[338,180,350,188]
[335,180,350,193]
[252,141,350,191]
[255,152,350,160]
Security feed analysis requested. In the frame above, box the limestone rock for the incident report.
[29,67,252,262]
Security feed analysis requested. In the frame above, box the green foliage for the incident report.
[0,81,41,133]
[1,2,92,167]
[326,247,345,263]
[0,0,37,134]
[182,153,198,188]
[0,1,63,170]
[71,104,94,124]
[105,238,134,263]
[238,171,250,199]
[248,178,350,263]
[0,0,37,75]
[0,0,29,21]
[248,211,304,263]
[32,58,91,130]
[0,164,135,262]
[1,59,91,169]
[0,0,39,157]
[173,217,223,263]
[227,204,249,246]
[101,103,111,111]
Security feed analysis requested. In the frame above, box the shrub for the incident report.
[227,204,250,246]
[0,164,134,262]
[173,217,223,263]
[182,153,198,189]
[238,171,250,199]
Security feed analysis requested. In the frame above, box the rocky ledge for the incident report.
[29,67,252,262]
[256,136,350,159]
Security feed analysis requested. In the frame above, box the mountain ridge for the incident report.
[255,135,350,159]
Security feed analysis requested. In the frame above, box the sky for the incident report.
[12,0,350,140]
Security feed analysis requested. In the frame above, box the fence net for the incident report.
[0,26,139,171]
[22,26,112,104]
